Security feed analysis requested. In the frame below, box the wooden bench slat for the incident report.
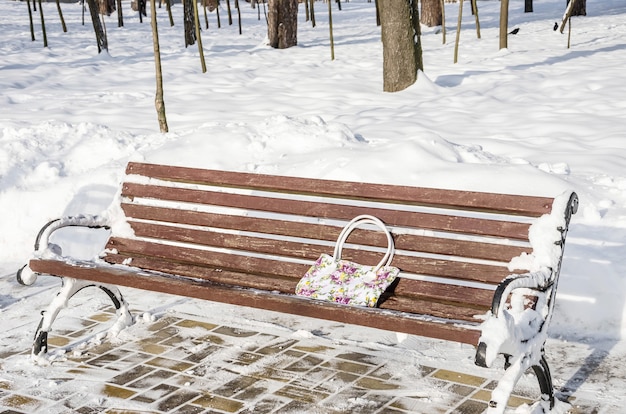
[380,296,486,323]
[104,254,298,293]
[126,162,553,217]
[105,253,493,312]
[107,236,510,285]
[107,237,311,279]
[122,183,532,240]
[121,204,531,262]
[394,279,494,308]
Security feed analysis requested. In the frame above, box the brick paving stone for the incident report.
[213,376,259,398]
[145,357,195,373]
[256,339,298,355]
[175,319,219,331]
[132,383,179,404]
[432,369,488,387]
[156,389,202,412]
[102,384,136,400]
[109,365,155,385]
[1,394,44,412]
[127,369,176,389]
[275,384,330,404]
[192,393,245,412]
[172,405,206,414]
[213,326,257,338]
[237,396,287,413]
[454,399,490,414]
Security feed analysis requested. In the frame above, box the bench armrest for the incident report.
[17,215,111,286]
[475,268,553,369]
[31,215,111,254]
[490,268,554,318]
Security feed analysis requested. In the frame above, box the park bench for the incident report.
[18,161,578,413]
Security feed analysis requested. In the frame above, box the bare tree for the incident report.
[86,0,108,52]
[117,0,124,26]
[150,0,168,132]
[183,0,196,47]
[37,0,47,47]
[525,0,533,13]
[55,0,67,32]
[499,0,509,49]
[569,0,586,16]
[26,0,36,41]
[421,0,442,27]
[379,0,423,92]
[267,0,298,49]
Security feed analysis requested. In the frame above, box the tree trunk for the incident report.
[379,0,421,92]
[150,0,168,133]
[569,0,586,16]
[421,0,441,27]
[27,0,36,41]
[499,0,509,49]
[524,0,533,13]
[55,0,67,32]
[183,0,196,47]
[267,0,298,49]
[117,0,124,26]
[85,0,107,52]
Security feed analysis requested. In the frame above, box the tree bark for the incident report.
[569,0,586,16]
[85,0,107,52]
[267,0,298,49]
[183,0,196,47]
[150,0,169,132]
[499,0,509,50]
[524,0,533,13]
[55,0,67,32]
[117,0,124,26]
[379,0,422,92]
[421,0,442,27]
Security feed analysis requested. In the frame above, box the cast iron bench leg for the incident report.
[532,353,556,410]
[32,277,133,358]
[486,350,555,414]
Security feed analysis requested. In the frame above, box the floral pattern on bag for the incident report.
[295,253,399,307]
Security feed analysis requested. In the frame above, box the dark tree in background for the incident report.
[379,0,423,92]
[421,0,442,27]
[570,0,586,16]
[86,0,107,52]
[525,0,533,13]
[267,0,298,49]
[183,0,196,46]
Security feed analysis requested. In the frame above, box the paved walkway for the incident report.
[0,298,619,414]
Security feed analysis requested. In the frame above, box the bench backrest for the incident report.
[104,162,555,343]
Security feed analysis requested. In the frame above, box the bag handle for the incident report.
[333,215,395,272]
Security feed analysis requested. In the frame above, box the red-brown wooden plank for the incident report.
[121,204,531,262]
[106,237,311,279]
[394,279,494,308]
[122,183,532,240]
[28,258,482,345]
[379,296,488,323]
[126,162,553,217]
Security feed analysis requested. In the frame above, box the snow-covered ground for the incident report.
[2,0,626,412]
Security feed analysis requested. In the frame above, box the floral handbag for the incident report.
[295,215,400,307]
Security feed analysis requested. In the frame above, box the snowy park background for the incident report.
[1,0,626,412]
